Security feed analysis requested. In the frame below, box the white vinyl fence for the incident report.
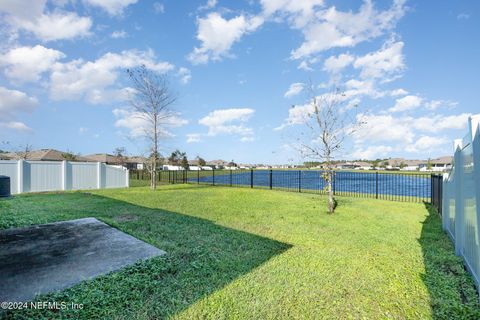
[442,114,480,292]
[0,160,129,194]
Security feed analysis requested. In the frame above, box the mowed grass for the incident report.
[0,184,479,319]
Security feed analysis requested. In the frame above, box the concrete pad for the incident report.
[0,218,165,303]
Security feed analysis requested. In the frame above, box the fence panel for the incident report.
[442,114,480,293]
[27,161,63,192]
[0,160,128,194]
[105,165,128,189]
[70,162,98,190]
[0,160,18,194]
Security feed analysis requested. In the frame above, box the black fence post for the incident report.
[375,172,378,199]
[269,170,273,190]
[213,169,215,186]
[250,169,254,188]
[197,170,200,184]
[230,169,233,187]
[298,170,301,193]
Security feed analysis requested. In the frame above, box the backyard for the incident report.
[0,184,479,319]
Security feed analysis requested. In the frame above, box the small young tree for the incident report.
[61,150,78,161]
[113,147,127,167]
[426,158,432,171]
[17,143,33,160]
[127,65,176,190]
[196,156,206,166]
[168,150,184,166]
[295,86,363,214]
[181,155,189,170]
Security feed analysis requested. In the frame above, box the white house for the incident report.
[162,165,183,171]
[419,156,453,172]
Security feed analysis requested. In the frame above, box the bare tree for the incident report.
[127,65,176,190]
[295,86,364,214]
[16,143,33,160]
[113,147,127,167]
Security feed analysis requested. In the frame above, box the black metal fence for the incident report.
[431,174,443,214]
[130,169,441,203]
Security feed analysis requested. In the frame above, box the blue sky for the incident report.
[0,0,478,164]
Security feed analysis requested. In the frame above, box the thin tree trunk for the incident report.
[325,153,335,214]
[152,115,158,190]
[327,170,334,214]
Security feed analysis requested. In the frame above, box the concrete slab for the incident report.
[0,218,165,303]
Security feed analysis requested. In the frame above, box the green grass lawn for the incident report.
[0,185,478,319]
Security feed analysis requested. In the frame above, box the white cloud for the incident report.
[284,82,304,98]
[199,108,255,139]
[111,30,128,39]
[186,133,202,143]
[410,113,471,133]
[274,103,314,130]
[240,136,255,142]
[388,95,422,112]
[344,79,383,98]
[177,67,192,84]
[0,1,92,41]
[298,60,313,71]
[198,0,217,11]
[49,49,174,103]
[188,13,264,64]
[0,45,65,83]
[1,121,32,132]
[405,135,449,153]
[290,0,406,59]
[323,53,354,73]
[353,114,415,144]
[0,86,38,119]
[457,13,470,20]
[24,13,92,41]
[351,145,393,159]
[353,40,405,80]
[425,99,458,110]
[351,112,471,157]
[389,88,408,96]
[113,108,187,138]
[82,0,138,16]
[153,2,165,14]
[0,86,37,132]
[261,0,324,28]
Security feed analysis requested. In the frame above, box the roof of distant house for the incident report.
[83,153,146,164]
[206,159,228,166]
[427,156,453,165]
[2,149,89,161]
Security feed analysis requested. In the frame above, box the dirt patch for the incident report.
[114,214,139,223]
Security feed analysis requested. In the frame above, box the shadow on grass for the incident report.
[419,202,480,319]
[1,193,290,320]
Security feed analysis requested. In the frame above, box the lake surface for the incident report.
[188,170,431,200]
